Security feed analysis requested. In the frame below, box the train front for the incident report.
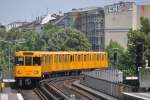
[15,51,42,88]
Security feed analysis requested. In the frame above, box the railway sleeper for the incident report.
[34,88,49,100]
[45,83,70,100]
[39,84,59,100]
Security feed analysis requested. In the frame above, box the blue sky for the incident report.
[0,0,150,25]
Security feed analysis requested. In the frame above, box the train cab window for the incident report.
[33,57,41,65]
[25,56,32,66]
[15,57,24,66]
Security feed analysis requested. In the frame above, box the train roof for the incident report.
[15,51,107,56]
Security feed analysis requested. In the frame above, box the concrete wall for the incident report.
[105,30,128,48]
[105,11,133,29]
[105,3,150,49]
[104,2,135,48]
[137,5,150,29]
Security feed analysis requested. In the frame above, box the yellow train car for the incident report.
[15,51,108,87]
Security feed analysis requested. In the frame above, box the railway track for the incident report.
[18,89,40,100]
[36,76,101,100]
[18,76,101,100]
[36,76,78,100]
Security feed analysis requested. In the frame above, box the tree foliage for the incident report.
[106,40,135,76]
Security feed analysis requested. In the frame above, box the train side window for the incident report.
[48,56,50,64]
[44,56,46,64]
[103,54,105,60]
[101,55,104,60]
[67,54,70,62]
[55,55,57,63]
[25,56,32,66]
[74,54,76,62]
[75,54,77,61]
[50,55,52,63]
[99,54,101,61]
[59,55,61,63]
[15,57,24,66]
[41,57,44,65]
[70,55,73,62]
[89,54,91,61]
[94,54,96,61]
[84,55,86,61]
[96,54,99,61]
[92,54,94,61]
[45,56,47,64]
[58,55,60,62]
[64,55,67,62]
[56,55,58,63]
[52,55,54,63]
[33,57,41,65]
[48,55,50,64]
[43,56,46,64]
[87,54,89,61]
[61,55,62,63]
[61,55,63,63]
[49,55,50,63]
[54,55,55,63]
[104,54,106,60]
[78,55,80,61]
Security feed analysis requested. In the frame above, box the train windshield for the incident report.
[33,57,41,65]
[15,56,41,66]
[25,56,32,66]
[15,57,24,66]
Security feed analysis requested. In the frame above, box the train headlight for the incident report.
[17,70,22,74]
[33,70,39,74]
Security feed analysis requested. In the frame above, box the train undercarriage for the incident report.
[15,77,40,89]
[15,69,94,88]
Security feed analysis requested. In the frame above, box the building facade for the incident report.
[65,7,105,51]
[104,2,150,48]
[18,17,43,33]
[6,21,29,31]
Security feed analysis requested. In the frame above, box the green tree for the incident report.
[106,40,124,67]
[127,17,150,67]
[106,40,135,76]
[42,23,92,51]
[140,17,150,34]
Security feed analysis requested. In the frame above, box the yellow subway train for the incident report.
[15,51,108,87]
